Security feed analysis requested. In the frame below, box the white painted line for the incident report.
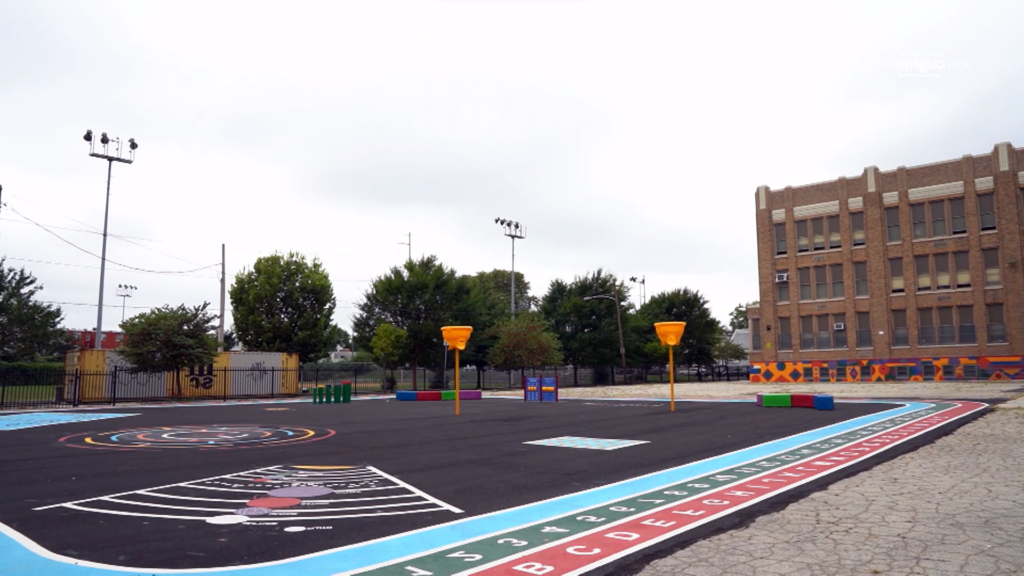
[32,466,274,510]
[366,465,464,514]
[62,503,449,521]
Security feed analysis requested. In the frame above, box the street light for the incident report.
[583,289,627,379]
[84,129,138,348]
[629,275,646,307]
[116,284,137,323]
[494,217,527,317]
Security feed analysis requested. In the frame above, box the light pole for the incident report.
[629,275,646,307]
[84,130,138,349]
[494,217,526,317]
[116,284,137,323]
[583,288,627,378]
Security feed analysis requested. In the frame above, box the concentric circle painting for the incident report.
[60,424,335,450]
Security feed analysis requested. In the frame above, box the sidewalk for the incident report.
[502,381,1024,576]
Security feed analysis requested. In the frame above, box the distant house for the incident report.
[323,348,355,362]
[67,329,124,350]
[727,329,751,367]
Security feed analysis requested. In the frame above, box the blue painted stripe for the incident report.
[0,402,926,576]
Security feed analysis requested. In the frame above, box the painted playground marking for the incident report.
[523,436,651,451]
[0,412,138,431]
[59,424,335,450]
[0,399,987,576]
[35,464,462,527]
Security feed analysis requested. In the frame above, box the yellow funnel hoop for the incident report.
[441,326,474,351]
[654,321,687,346]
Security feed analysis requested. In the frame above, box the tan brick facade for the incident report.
[750,142,1024,367]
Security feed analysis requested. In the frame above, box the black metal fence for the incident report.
[0,364,753,411]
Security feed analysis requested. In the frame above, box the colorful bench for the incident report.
[758,393,834,410]
[396,390,482,401]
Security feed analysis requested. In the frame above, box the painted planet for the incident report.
[234,507,272,516]
[246,497,302,509]
[268,486,333,498]
[206,515,250,525]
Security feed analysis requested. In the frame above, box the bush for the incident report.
[383,375,397,391]
[0,362,66,387]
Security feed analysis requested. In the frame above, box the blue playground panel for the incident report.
[541,377,558,402]
[524,377,541,402]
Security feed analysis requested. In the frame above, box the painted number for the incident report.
[446,551,483,562]
[189,375,214,389]
[576,515,606,522]
[497,538,529,547]
[404,567,433,576]
[609,506,636,512]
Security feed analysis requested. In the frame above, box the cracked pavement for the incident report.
[494,382,1024,575]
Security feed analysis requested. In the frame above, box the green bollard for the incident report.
[333,384,342,404]
[316,386,324,404]
[342,381,352,403]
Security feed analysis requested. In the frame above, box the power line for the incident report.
[3,257,219,279]
[0,214,205,266]
[3,204,219,274]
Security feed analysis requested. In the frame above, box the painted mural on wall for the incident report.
[750,356,1024,383]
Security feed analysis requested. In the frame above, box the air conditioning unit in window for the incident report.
[774,273,789,283]
[833,323,846,331]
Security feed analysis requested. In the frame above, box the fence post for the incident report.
[72,369,81,407]
[0,371,5,410]
[353,369,358,396]
[111,367,118,406]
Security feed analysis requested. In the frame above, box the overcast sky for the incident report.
[2,0,1023,337]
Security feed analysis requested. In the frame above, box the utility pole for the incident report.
[399,232,411,262]
[83,130,138,348]
[218,243,226,352]
[494,218,526,317]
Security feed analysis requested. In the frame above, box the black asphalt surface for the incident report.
[0,398,893,569]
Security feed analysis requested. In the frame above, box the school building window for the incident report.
[958,306,976,344]
[892,309,909,347]
[850,211,865,246]
[798,267,812,301]
[890,258,904,293]
[984,248,1001,286]
[949,198,966,234]
[915,255,931,291]
[775,223,787,255]
[854,261,868,296]
[987,304,1007,343]
[751,318,762,351]
[856,311,871,348]
[935,253,951,289]
[778,317,792,351]
[776,270,790,302]
[978,194,996,231]
[954,252,971,288]
[886,207,901,242]
[796,220,809,253]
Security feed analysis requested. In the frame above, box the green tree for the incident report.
[118,302,219,397]
[638,289,722,373]
[223,329,238,351]
[0,260,69,362]
[230,252,343,363]
[728,301,759,331]
[473,269,537,314]
[370,323,408,389]
[539,270,629,385]
[488,312,563,371]
[353,256,475,390]
[337,328,352,350]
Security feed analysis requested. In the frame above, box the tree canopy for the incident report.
[0,260,69,362]
[488,312,563,371]
[353,256,476,389]
[728,301,759,331]
[639,288,722,369]
[118,302,219,396]
[229,252,343,363]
